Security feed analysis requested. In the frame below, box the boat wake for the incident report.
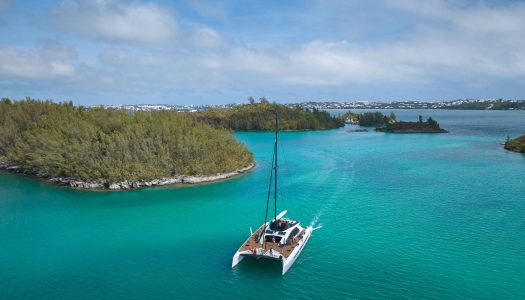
[308,161,355,230]
[309,210,323,228]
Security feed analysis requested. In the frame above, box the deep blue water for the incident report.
[1,109,524,299]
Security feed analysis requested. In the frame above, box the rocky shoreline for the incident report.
[0,160,255,190]
[374,129,449,133]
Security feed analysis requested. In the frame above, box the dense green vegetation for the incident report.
[504,135,525,153]
[357,111,397,126]
[338,110,359,123]
[0,98,253,183]
[193,99,343,130]
[375,115,447,133]
[444,99,525,110]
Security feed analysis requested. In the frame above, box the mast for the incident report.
[274,109,278,226]
[262,109,278,247]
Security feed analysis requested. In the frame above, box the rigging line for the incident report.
[274,119,287,216]
[278,141,289,211]
[279,140,303,216]
[262,135,276,247]
[260,150,273,226]
[274,111,278,226]
[263,144,275,228]
[264,149,275,222]
[261,150,274,224]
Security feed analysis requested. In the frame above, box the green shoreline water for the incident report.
[1,109,525,299]
[0,162,255,190]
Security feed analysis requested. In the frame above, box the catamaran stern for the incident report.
[232,252,245,268]
[282,226,313,275]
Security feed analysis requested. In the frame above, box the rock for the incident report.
[70,181,83,188]
[86,182,103,189]
[1,161,255,190]
[7,165,23,172]
[108,183,120,190]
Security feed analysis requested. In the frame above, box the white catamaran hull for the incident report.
[281,226,312,275]
[232,225,313,275]
[232,251,245,268]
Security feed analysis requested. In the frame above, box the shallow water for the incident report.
[1,109,524,299]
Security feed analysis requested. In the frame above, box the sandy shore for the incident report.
[0,161,254,190]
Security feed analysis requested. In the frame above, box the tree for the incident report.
[192,102,343,131]
[259,97,269,104]
[504,134,525,153]
[247,96,255,105]
[389,112,396,122]
[357,111,395,126]
[0,99,254,182]
[427,117,438,128]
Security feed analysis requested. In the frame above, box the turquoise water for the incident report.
[1,110,524,299]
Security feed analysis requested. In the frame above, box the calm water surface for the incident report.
[1,110,524,299]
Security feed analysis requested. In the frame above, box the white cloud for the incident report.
[390,0,525,38]
[52,0,180,45]
[98,48,132,66]
[209,0,525,86]
[49,62,76,77]
[0,43,77,79]
[39,40,78,61]
[92,47,226,93]
[190,27,226,48]
[385,0,525,76]
[84,8,525,96]
[9,0,523,103]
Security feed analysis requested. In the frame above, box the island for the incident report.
[338,111,448,133]
[192,97,344,130]
[337,110,397,126]
[504,135,525,153]
[375,116,448,133]
[0,98,254,190]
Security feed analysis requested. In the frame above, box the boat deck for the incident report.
[236,224,306,259]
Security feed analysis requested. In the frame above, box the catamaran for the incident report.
[232,111,313,275]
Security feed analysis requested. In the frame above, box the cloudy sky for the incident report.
[1,0,524,106]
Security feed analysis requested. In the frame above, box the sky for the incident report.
[1,0,525,106]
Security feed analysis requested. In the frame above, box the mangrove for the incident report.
[192,98,344,131]
[0,98,254,189]
[504,135,525,153]
[375,115,448,133]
